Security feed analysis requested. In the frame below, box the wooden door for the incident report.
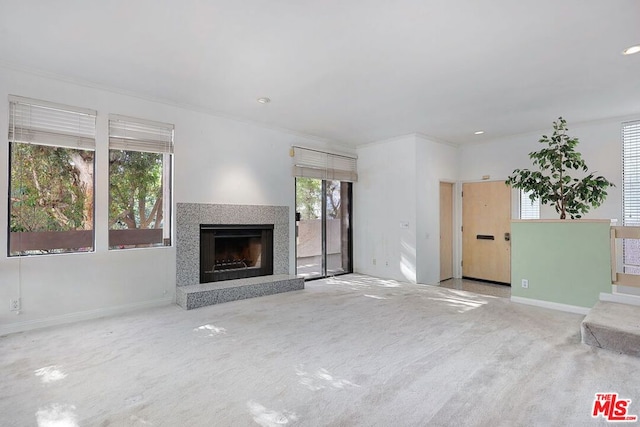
[440,182,454,281]
[462,181,511,283]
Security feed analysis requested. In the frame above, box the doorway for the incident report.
[440,182,454,281]
[462,181,511,284]
[295,178,353,279]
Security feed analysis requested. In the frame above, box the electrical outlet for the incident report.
[373,258,376,265]
[10,298,20,311]
[521,279,529,289]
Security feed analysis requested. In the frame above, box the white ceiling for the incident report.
[1,0,639,147]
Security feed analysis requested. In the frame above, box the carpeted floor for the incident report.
[1,274,638,426]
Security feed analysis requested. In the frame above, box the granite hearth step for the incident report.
[176,274,304,310]
[581,301,640,357]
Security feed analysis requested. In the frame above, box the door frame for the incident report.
[439,181,455,281]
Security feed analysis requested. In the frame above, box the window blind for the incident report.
[291,146,358,182]
[8,95,96,149]
[109,114,174,154]
[623,120,640,226]
[520,189,540,219]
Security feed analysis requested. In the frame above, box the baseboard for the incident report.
[600,292,640,307]
[0,297,174,336]
[510,296,590,315]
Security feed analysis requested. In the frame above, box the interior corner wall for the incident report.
[353,135,459,285]
[0,65,349,334]
[354,136,418,282]
[415,136,459,285]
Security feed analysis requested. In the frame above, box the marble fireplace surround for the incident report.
[176,203,289,287]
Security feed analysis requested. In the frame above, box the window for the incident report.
[520,189,540,219]
[108,115,173,249]
[623,121,640,226]
[8,96,96,256]
[622,120,640,273]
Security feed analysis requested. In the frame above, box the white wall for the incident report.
[0,65,347,334]
[354,134,458,284]
[415,136,459,285]
[354,135,417,282]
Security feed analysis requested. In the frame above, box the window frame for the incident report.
[7,96,97,257]
[519,189,540,220]
[623,120,640,226]
[622,120,640,273]
[108,115,174,250]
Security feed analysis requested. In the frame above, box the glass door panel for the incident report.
[295,178,323,278]
[326,180,346,275]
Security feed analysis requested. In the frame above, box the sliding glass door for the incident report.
[296,178,352,279]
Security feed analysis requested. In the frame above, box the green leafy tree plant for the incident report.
[506,117,614,219]
[109,150,164,230]
[295,178,343,220]
[296,178,322,220]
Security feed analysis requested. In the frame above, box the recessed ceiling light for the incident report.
[622,45,640,55]
[474,130,484,135]
[257,97,271,104]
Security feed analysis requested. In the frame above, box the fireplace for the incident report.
[200,224,274,283]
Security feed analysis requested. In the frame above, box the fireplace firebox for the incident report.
[200,224,274,283]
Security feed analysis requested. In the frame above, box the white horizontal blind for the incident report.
[291,146,358,182]
[623,120,640,226]
[520,189,540,219]
[8,96,96,150]
[109,114,174,153]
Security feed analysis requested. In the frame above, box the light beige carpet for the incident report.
[1,274,638,426]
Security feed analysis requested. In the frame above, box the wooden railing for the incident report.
[610,226,640,288]
[9,229,165,253]
[108,229,164,246]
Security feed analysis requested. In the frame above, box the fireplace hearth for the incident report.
[200,224,274,283]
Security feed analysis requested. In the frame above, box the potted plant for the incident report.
[506,117,614,219]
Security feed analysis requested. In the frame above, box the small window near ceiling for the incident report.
[8,96,96,256]
[108,115,173,249]
[520,189,540,219]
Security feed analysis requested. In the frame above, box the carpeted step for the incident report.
[581,301,640,357]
